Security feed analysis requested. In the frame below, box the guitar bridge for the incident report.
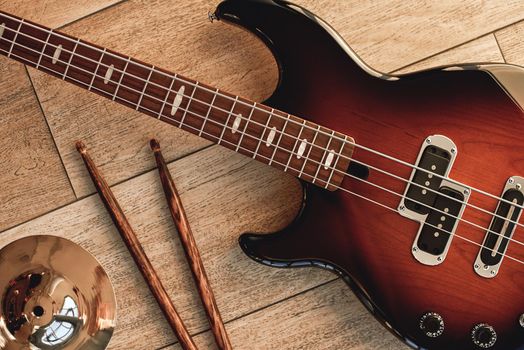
[398,135,470,266]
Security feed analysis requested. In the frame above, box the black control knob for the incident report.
[472,323,497,348]
[419,312,444,338]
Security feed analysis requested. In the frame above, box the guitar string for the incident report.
[3,24,523,230]
[2,13,523,213]
[1,23,524,255]
[3,45,524,269]
[3,34,524,252]
[4,30,524,253]
[4,29,524,243]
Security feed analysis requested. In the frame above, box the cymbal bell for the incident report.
[0,235,116,349]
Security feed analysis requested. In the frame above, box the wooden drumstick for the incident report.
[76,141,198,350]
[150,139,233,350]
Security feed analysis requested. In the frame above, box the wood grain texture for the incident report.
[152,139,232,350]
[0,145,339,349]
[0,0,122,28]
[25,0,522,198]
[0,56,74,232]
[0,0,521,349]
[291,0,523,73]
[496,20,524,66]
[163,280,400,350]
[28,0,277,198]
[396,34,504,74]
[77,141,198,350]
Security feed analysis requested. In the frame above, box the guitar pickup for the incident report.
[399,135,470,266]
[410,182,468,265]
[474,176,524,278]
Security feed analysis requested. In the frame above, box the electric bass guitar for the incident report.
[1,1,523,349]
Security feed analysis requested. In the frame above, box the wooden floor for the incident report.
[0,1,523,349]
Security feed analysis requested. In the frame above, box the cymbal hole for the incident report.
[32,305,44,317]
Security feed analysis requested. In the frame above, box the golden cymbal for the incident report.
[0,235,116,349]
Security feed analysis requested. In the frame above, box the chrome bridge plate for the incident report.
[398,135,470,266]
[474,176,524,278]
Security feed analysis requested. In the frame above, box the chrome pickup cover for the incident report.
[474,176,524,278]
[399,135,470,266]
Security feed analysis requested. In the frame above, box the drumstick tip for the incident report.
[150,138,161,152]
[76,140,87,154]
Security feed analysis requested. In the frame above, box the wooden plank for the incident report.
[29,0,277,198]
[0,145,332,349]
[293,0,524,72]
[495,20,524,66]
[0,56,75,232]
[2,2,519,349]
[0,0,122,28]
[395,34,504,74]
[163,280,403,350]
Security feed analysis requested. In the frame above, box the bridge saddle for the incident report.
[398,135,470,266]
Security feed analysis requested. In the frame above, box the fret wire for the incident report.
[62,38,80,79]
[269,116,289,166]
[0,12,355,158]
[88,47,106,91]
[325,135,348,189]
[199,87,219,136]
[158,74,177,119]
[13,25,524,239]
[235,101,255,152]
[0,26,351,181]
[7,20,23,58]
[136,66,154,111]
[312,130,335,184]
[217,96,238,144]
[3,46,289,168]
[179,81,198,127]
[299,125,321,178]
[285,119,306,172]
[36,30,52,69]
[4,43,359,207]
[112,56,131,101]
[0,20,352,168]
[252,107,273,160]
[4,33,350,179]
[0,45,340,184]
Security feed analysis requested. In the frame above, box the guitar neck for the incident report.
[0,11,353,190]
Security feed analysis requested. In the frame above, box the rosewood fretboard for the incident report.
[0,11,354,190]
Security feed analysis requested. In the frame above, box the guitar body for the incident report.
[216,1,524,349]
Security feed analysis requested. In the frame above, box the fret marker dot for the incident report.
[323,149,335,169]
[266,127,276,147]
[171,85,185,116]
[104,64,114,84]
[296,139,307,159]
[0,23,5,39]
[52,44,62,64]
[231,114,242,134]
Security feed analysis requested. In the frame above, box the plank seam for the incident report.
[155,277,340,350]
[391,18,524,74]
[24,66,78,199]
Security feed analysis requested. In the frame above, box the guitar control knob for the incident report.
[472,323,497,348]
[419,312,444,338]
